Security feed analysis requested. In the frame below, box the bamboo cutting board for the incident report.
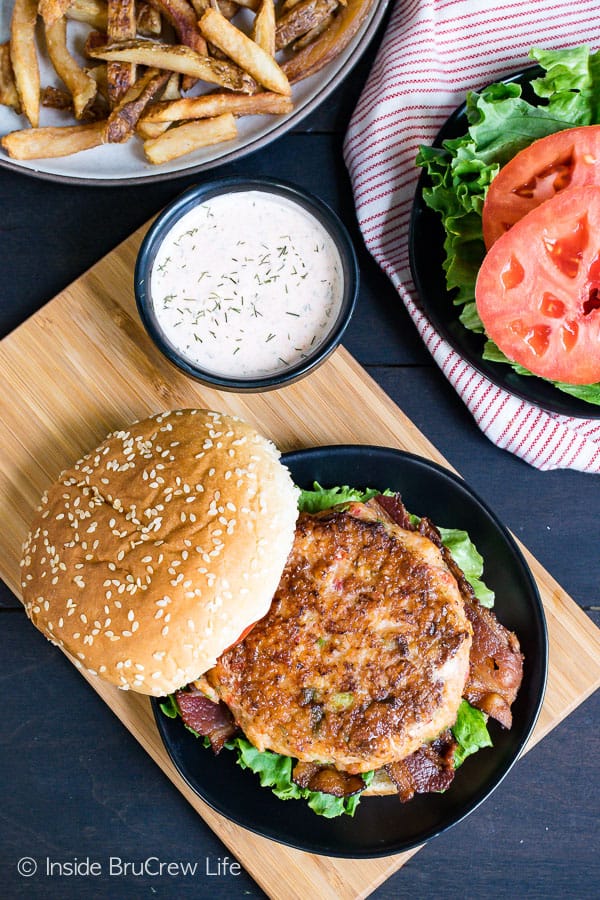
[1,221,599,900]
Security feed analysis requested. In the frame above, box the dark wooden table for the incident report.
[1,18,599,900]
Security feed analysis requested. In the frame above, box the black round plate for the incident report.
[409,66,600,419]
[151,445,548,858]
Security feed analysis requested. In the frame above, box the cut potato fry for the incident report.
[136,120,170,139]
[151,0,208,91]
[39,0,72,27]
[142,90,292,122]
[199,8,290,95]
[137,2,163,35]
[10,0,40,127]
[282,0,375,83]
[226,0,260,9]
[45,17,98,118]
[214,1,239,18]
[66,0,108,30]
[66,0,162,35]
[143,112,237,164]
[107,1,137,105]
[106,68,169,142]
[1,120,106,159]
[0,43,20,111]
[293,11,335,50]
[88,39,258,93]
[152,0,208,54]
[41,84,108,120]
[136,72,180,139]
[276,0,338,52]
[252,0,276,57]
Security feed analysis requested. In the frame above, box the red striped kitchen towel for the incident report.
[344,0,600,472]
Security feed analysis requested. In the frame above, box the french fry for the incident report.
[188,0,209,13]
[137,3,163,35]
[251,0,276,57]
[87,39,258,93]
[225,0,260,9]
[10,0,40,127]
[136,120,169,139]
[1,120,106,159]
[282,0,376,83]
[143,112,237,164]
[66,0,108,30]
[107,0,137,105]
[41,84,107,120]
[142,90,292,122]
[276,0,338,52]
[292,11,335,50]
[199,8,291,95]
[39,0,72,27]
[215,1,239,18]
[85,62,110,104]
[0,43,20,111]
[45,17,98,119]
[136,72,180,139]
[105,68,169,142]
[66,0,162,35]
[41,84,72,110]
[151,0,208,91]
[151,0,208,55]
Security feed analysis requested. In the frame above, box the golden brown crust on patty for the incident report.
[208,505,473,773]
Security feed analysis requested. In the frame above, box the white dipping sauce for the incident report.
[150,190,344,379]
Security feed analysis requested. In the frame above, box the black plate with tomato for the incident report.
[409,66,600,419]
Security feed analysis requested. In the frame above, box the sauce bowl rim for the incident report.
[134,176,360,392]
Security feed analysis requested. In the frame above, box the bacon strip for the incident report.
[370,493,413,530]
[175,689,237,752]
[385,729,458,802]
[461,600,523,728]
[292,761,366,797]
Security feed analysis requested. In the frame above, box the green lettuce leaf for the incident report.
[438,527,495,607]
[416,44,600,403]
[482,342,600,406]
[159,694,179,719]
[298,482,384,512]
[229,736,376,816]
[452,700,493,768]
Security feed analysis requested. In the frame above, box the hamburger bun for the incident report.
[20,408,299,695]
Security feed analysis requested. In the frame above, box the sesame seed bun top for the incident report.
[20,409,300,696]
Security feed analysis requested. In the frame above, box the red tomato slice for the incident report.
[482,125,600,249]
[221,621,257,654]
[475,185,600,384]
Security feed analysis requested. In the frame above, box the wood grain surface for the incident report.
[1,221,599,900]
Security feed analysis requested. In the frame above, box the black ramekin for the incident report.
[134,177,359,392]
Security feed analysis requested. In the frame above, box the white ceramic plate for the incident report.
[0,1,389,184]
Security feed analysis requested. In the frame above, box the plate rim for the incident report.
[150,443,548,858]
[0,0,391,187]
[408,64,600,420]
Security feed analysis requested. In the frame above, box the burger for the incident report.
[20,408,523,817]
